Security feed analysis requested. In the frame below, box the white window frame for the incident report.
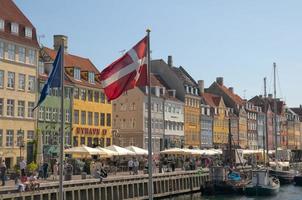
[74,68,81,80]
[11,22,19,34]
[25,27,32,38]
[17,100,25,117]
[45,107,51,121]
[88,72,95,84]
[18,46,25,63]
[18,73,25,90]
[6,130,14,147]
[28,49,36,65]
[0,19,4,31]
[7,99,14,116]
[0,41,4,58]
[28,75,35,92]
[7,44,15,61]
[28,102,34,118]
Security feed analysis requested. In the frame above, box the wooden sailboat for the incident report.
[244,73,280,196]
[268,63,296,184]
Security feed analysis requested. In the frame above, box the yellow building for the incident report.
[0,1,39,168]
[42,36,112,148]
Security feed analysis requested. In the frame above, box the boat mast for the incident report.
[273,63,278,159]
[264,77,269,166]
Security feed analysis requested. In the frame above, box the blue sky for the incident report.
[15,0,302,106]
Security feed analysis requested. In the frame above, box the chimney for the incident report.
[216,77,224,86]
[54,35,68,53]
[167,55,173,67]
[228,87,234,93]
[198,80,204,94]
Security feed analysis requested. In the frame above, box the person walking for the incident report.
[90,161,97,178]
[133,159,139,175]
[19,158,26,177]
[53,162,58,180]
[128,158,134,175]
[0,160,7,186]
[42,162,48,180]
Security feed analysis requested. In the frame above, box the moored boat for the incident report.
[269,161,296,184]
[294,175,302,186]
[245,169,280,196]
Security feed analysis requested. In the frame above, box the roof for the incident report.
[171,66,197,86]
[42,47,102,89]
[215,82,244,105]
[201,93,221,107]
[291,107,302,117]
[0,0,39,47]
[249,95,284,114]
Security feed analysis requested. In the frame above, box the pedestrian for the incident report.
[19,158,26,177]
[42,162,48,180]
[38,162,43,179]
[133,159,139,175]
[128,158,134,175]
[53,162,58,180]
[0,160,7,186]
[90,161,97,177]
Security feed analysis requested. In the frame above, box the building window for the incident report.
[11,23,18,34]
[8,44,15,60]
[0,98,2,116]
[106,113,111,126]
[80,137,85,145]
[66,109,70,123]
[81,111,86,125]
[0,70,3,88]
[18,47,25,63]
[38,107,44,121]
[7,71,15,88]
[74,110,79,124]
[7,99,14,116]
[25,27,32,38]
[73,136,78,147]
[27,130,34,141]
[52,108,57,122]
[45,107,51,121]
[74,88,79,99]
[80,89,86,101]
[6,130,14,147]
[0,41,4,58]
[74,68,81,80]
[88,72,95,84]
[17,130,24,146]
[38,61,44,75]
[17,100,25,117]
[18,74,25,90]
[0,19,4,31]
[88,112,93,125]
[94,91,99,103]
[28,49,36,65]
[28,76,35,92]
[106,138,111,147]
[100,92,105,103]
[94,112,99,126]
[100,113,105,126]
[0,130,2,147]
[88,90,93,101]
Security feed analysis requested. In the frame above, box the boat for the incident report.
[245,169,280,196]
[294,175,302,186]
[269,161,296,184]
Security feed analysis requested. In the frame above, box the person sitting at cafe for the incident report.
[28,173,40,190]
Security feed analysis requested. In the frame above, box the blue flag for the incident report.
[33,46,63,110]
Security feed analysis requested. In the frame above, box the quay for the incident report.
[0,170,209,200]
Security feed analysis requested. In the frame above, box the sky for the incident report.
[15,0,302,107]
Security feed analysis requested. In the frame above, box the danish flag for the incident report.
[98,36,148,101]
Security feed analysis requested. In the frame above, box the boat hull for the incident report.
[269,170,295,184]
[245,185,279,196]
[294,175,302,186]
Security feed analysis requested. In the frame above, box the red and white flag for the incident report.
[98,37,148,101]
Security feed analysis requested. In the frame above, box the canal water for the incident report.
[165,185,302,200]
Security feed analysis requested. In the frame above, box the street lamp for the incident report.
[17,129,25,161]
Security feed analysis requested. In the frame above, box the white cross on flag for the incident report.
[98,36,148,101]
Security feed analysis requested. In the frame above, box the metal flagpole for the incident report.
[59,44,65,200]
[146,29,153,200]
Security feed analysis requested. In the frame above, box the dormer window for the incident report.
[88,72,95,84]
[11,23,19,34]
[25,27,32,38]
[74,68,81,80]
[0,19,4,31]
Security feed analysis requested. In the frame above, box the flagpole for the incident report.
[146,29,153,200]
[59,44,65,200]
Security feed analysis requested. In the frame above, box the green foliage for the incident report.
[13,164,20,174]
[27,161,38,172]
